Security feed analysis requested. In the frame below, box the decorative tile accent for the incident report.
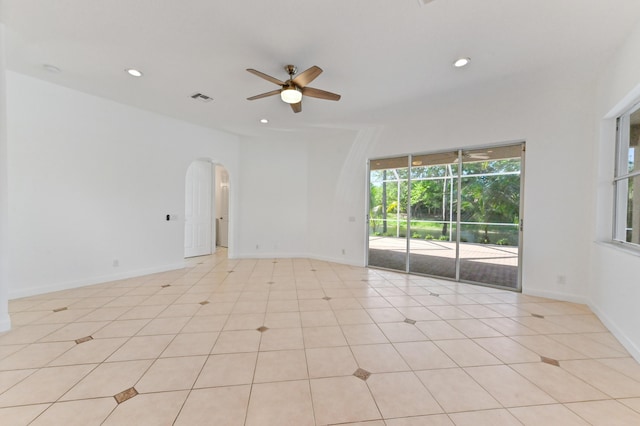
[311,269,317,272]
[353,368,372,381]
[322,296,332,301]
[404,318,417,325]
[114,387,138,404]
[267,281,275,285]
[75,336,94,344]
[53,307,68,312]
[532,313,545,319]
[161,284,171,288]
[272,261,278,264]
[541,356,560,367]
[199,301,210,306]
[429,292,440,297]
[257,326,269,333]
[227,270,234,273]
[361,279,369,282]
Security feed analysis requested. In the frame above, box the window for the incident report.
[614,103,640,246]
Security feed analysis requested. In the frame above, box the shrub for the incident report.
[496,238,510,245]
[424,234,435,240]
[439,236,449,241]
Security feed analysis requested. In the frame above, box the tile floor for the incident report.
[1,250,640,425]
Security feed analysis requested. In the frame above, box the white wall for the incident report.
[235,133,309,258]
[6,72,239,298]
[591,22,640,360]
[0,24,11,331]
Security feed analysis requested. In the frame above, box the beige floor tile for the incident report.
[415,320,466,340]
[548,334,628,358]
[107,334,174,361]
[396,306,440,321]
[156,303,200,318]
[351,343,410,373]
[457,304,505,318]
[211,330,261,353]
[620,397,640,413]
[298,299,331,311]
[509,335,586,360]
[565,399,640,426]
[306,346,358,378]
[509,404,590,425]
[102,390,188,426]
[513,316,573,334]
[232,300,267,314]
[254,349,308,383]
[473,336,540,364]
[479,317,537,336]
[266,300,299,313]
[511,362,608,403]
[0,404,49,426]
[0,364,95,407]
[367,371,443,418]
[465,365,556,407]
[428,306,472,320]
[434,339,502,367]
[394,341,457,370]
[385,415,454,425]
[263,312,301,328]
[39,321,110,342]
[245,380,314,426]
[597,357,640,383]
[160,332,218,357]
[300,310,338,327]
[91,319,150,338]
[33,308,96,325]
[335,309,374,325]
[194,352,257,387]
[559,359,640,398]
[259,327,304,351]
[136,316,190,335]
[135,355,206,392]
[330,297,363,310]
[174,385,250,426]
[181,314,227,333]
[78,307,130,322]
[60,359,151,400]
[366,308,404,323]
[0,341,75,370]
[341,324,388,345]
[117,305,165,320]
[303,326,348,348]
[0,369,36,393]
[448,408,522,426]
[447,319,503,338]
[223,313,265,331]
[30,397,116,426]
[49,337,127,366]
[416,368,501,413]
[310,376,381,425]
[378,322,429,342]
[587,332,630,354]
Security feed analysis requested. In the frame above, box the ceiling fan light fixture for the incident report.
[280,87,302,104]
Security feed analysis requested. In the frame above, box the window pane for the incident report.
[629,109,640,174]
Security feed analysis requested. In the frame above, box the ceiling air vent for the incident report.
[417,0,435,5]
[190,93,213,102]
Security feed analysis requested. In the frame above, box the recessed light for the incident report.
[260,119,269,124]
[43,64,61,73]
[125,68,143,77]
[453,57,470,68]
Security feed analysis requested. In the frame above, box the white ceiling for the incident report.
[3,0,640,137]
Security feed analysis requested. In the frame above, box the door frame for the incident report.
[366,140,525,292]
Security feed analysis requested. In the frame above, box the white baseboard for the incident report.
[589,302,640,362]
[0,314,11,332]
[9,261,186,300]
[522,288,588,304]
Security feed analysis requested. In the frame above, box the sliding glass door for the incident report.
[367,143,524,290]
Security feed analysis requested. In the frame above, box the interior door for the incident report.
[184,160,213,258]
[217,166,229,247]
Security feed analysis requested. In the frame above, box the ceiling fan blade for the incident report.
[290,102,302,113]
[246,68,285,86]
[247,89,282,101]
[292,65,322,88]
[302,86,341,101]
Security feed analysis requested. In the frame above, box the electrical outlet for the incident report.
[256,244,259,250]
[113,259,119,267]
[342,249,346,255]
[557,275,566,285]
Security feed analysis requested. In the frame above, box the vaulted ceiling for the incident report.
[3,0,640,137]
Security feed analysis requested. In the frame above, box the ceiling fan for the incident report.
[246,65,341,113]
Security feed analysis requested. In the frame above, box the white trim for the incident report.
[522,288,588,305]
[9,261,186,300]
[589,302,640,362]
[0,314,11,332]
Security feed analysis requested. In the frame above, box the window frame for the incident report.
[613,102,640,247]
